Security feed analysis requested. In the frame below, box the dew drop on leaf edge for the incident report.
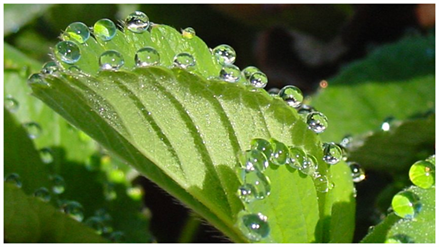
[219,64,241,83]
[322,142,343,165]
[348,162,366,183]
[125,11,150,33]
[55,40,81,64]
[391,190,422,219]
[4,173,22,188]
[306,112,328,134]
[278,85,303,109]
[93,18,117,41]
[65,22,90,44]
[409,160,435,189]
[33,187,51,202]
[212,44,236,65]
[62,201,84,222]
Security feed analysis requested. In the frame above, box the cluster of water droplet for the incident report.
[235,136,349,242]
[389,155,435,221]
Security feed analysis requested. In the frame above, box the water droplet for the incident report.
[287,146,306,170]
[249,72,268,88]
[322,142,343,165]
[237,184,256,203]
[314,175,332,193]
[5,95,19,112]
[425,154,435,165]
[241,170,271,200]
[4,173,22,188]
[85,216,105,234]
[381,116,394,131]
[62,201,84,222]
[250,138,273,163]
[104,182,117,201]
[409,160,435,189]
[239,149,269,172]
[348,162,365,183]
[27,73,50,88]
[237,211,270,242]
[55,41,81,64]
[135,47,160,67]
[125,11,150,33]
[339,134,353,148]
[306,112,328,134]
[182,27,196,39]
[297,104,316,116]
[303,155,319,176]
[267,88,280,96]
[23,122,42,139]
[65,22,90,44]
[242,66,261,80]
[385,235,415,243]
[219,64,241,83]
[99,50,124,70]
[279,85,303,108]
[212,44,236,65]
[50,175,65,194]
[391,191,422,219]
[173,52,196,69]
[39,148,54,164]
[269,138,289,166]
[41,61,59,74]
[93,18,117,41]
[34,187,51,202]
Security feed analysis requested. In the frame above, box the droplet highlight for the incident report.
[173,52,196,69]
[306,112,328,134]
[94,18,117,41]
[279,85,304,109]
[125,11,150,33]
[55,41,81,64]
[212,44,236,65]
[219,64,241,83]
[391,191,422,219]
[23,122,42,139]
[322,142,343,165]
[237,211,270,242]
[409,160,435,189]
[99,50,124,70]
[65,22,90,44]
[135,47,160,67]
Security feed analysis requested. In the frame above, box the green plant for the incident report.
[4,7,434,243]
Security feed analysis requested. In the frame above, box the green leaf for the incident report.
[361,186,435,243]
[311,33,435,142]
[29,17,355,243]
[347,114,435,173]
[5,183,108,243]
[4,4,53,36]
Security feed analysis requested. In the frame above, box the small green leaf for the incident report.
[5,183,108,243]
[311,33,434,142]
